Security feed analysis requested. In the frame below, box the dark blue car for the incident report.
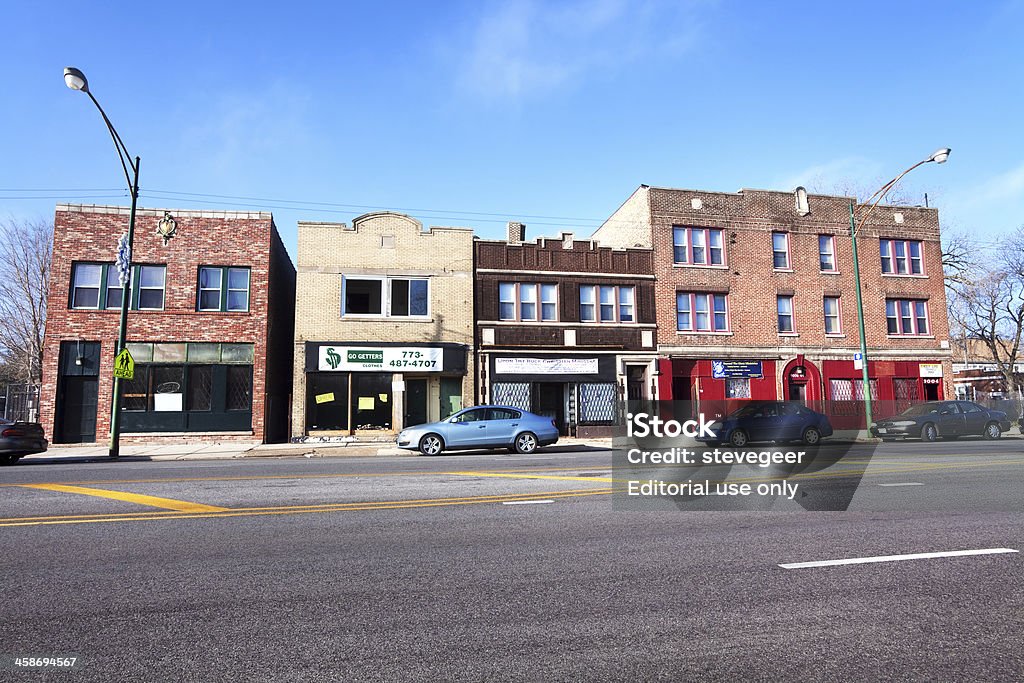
[696,401,834,447]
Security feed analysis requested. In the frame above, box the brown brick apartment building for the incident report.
[593,186,952,427]
[476,223,657,437]
[292,212,474,439]
[42,204,295,444]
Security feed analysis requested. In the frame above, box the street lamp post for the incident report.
[849,148,951,433]
[64,66,141,459]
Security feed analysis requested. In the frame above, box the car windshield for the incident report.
[898,404,941,417]
[729,404,768,418]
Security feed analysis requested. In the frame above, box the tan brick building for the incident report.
[291,212,474,438]
[42,204,295,445]
[594,185,953,427]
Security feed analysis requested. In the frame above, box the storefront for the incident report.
[485,354,628,437]
[303,342,468,434]
[659,358,778,416]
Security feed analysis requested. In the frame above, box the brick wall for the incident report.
[291,212,475,436]
[41,204,295,444]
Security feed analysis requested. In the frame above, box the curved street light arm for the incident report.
[853,157,931,235]
[84,90,138,196]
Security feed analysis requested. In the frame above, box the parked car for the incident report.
[397,405,559,455]
[0,419,48,465]
[870,400,1012,441]
[696,401,834,447]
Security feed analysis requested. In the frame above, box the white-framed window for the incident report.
[819,235,837,272]
[824,296,842,335]
[886,299,929,335]
[342,276,429,318]
[198,266,250,312]
[580,285,635,323]
[880,239,924,275]
[777,295,794,333]
[676,292,728,332]
[499,283,557,322]
[71,262,166,311]
[673,227,724,266]
[772,232,790,269]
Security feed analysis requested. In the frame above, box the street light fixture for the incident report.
[64,66,141,459]
[848,148,950,433]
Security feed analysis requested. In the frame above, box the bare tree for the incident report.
[0,218,53,384]
[941,229,978,293]
[947,227,1024,397]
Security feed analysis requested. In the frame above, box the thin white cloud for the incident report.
[773,157,885,198]
[454,0,709,100]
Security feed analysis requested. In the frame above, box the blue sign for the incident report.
[712,360,763,379]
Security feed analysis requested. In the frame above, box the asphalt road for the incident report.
[1,440,1022,681]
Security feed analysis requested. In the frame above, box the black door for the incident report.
[533,383,565,434]
[57,376,98,443]
[405,379,428,427]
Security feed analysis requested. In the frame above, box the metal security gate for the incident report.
[3,384,40,422]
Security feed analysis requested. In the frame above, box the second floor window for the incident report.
[341,276,428,317]
[71,262,165,311]
[824,296,841,334]
[677,292,728,332]
[777,295,794,333]
[772,232,790,269]
[499,283,557,321]
[673,227,724,266]
[880,239,923,275]
[199,267,251,312]
[580,285,635,323]
[819,235,837,272]
[886,299,929,336]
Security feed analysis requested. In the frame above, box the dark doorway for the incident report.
[405,378,428,427]
[533,382,565,434]
[57,376,99,443]
[626,366,646,401]
[923,382,940,401]
[787,381,807,404]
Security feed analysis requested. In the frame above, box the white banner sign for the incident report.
[919,363,943,378]
[495,357,599,375]
[318,346,444,372]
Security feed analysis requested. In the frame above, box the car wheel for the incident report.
[514,432,538,454]
[418,434,444,456]
[920,423,938,442]
[801,426,821,446]
[729,430,749,447]
[983,422,1002,440]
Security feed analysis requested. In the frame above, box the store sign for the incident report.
[318,346,444,372]
[711,360,763,379]
[919,363,943,378]
[495,357,599,375]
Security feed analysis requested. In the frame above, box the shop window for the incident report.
[187,366,213,411]
[122,366,151,411]
[226,366,252,411]
[579,383,617,423]
[351,373,392,429]
[726,378,751,399]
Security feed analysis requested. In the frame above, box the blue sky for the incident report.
[2,0,1022,259]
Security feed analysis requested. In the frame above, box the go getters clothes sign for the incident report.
[318,346,444,372]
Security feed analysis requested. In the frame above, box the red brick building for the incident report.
[475,223,657,436]
[41,204,295,445]
[593,186,953,427]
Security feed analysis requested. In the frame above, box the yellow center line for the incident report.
[0,488,611,527]
[20,483,228,513]
[451,471,615,483]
